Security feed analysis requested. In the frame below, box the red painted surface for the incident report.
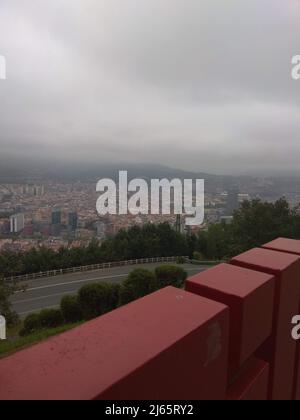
[227,358,270,401]
[263,238,300,256]
[0,287,229,401]
[186,263,275,378]
[262,238,300,401]
[231,248,300,400]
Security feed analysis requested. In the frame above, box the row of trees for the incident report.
[0,223,190,278]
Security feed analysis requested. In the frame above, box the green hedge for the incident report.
[61,295,83,323]
[119,268,158,306]
[155,265,188,289]
[78,283,120,320]
[20,309,64,336]
[39,309,64,329]
[20,313,41,336]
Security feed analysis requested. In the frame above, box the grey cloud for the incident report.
[0,0,300,175]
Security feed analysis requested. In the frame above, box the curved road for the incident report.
[11,263,209,317]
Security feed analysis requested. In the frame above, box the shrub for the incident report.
[78,282,120,320]
[176,256,186,264]
[193,251,206,261]
[20,313,41,336]
[39,309,64,329]
[61,295,83,323]
[155,265,188,289]
[119,269,158,306]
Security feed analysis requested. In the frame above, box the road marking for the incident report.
[13,291,79,304]
[18,273,128,293]
[16,267,202,293]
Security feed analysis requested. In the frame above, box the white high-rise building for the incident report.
[10,214,25,233]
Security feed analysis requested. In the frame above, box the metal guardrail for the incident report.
[4,256,189,283]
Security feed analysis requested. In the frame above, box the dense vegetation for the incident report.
[20,265,188,336]
[198,198,300,260]
[0,278,20,326]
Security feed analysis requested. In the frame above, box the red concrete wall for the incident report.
[227,358,270,401]
[0,287,229,401]
[186,263,275,379]
[0,238,299,401]
[262,238,300,400]
[231,248,300,400]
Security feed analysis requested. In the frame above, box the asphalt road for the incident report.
[11,263,209,317]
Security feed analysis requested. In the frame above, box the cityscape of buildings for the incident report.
[1,176,299,254]
[0,179,254,254]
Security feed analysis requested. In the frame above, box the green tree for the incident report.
[230,198,294,254]
[197,223,231,260]
[195,198,300,260]
[0,251,24,277]
[0,277,19,326]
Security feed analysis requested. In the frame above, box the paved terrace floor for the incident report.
[11,263,208,317]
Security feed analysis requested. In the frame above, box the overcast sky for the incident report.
[0,0,300,175]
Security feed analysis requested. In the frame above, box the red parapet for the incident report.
[0,287,229,401]
[263,238,300,256]
[186,263,275,378]
[231,248,300,400]
[262,238,300,401]
[227,358,270,401]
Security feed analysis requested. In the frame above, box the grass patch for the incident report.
[0,322,82,359]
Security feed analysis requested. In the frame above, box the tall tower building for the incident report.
[10,214,25,233]
[52,209,61,225]
[68,212,78,231]
[226,188,239,216]
[51,209,62,236]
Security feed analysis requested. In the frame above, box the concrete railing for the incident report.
[1,238,300,400]
[4,256,189,283]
